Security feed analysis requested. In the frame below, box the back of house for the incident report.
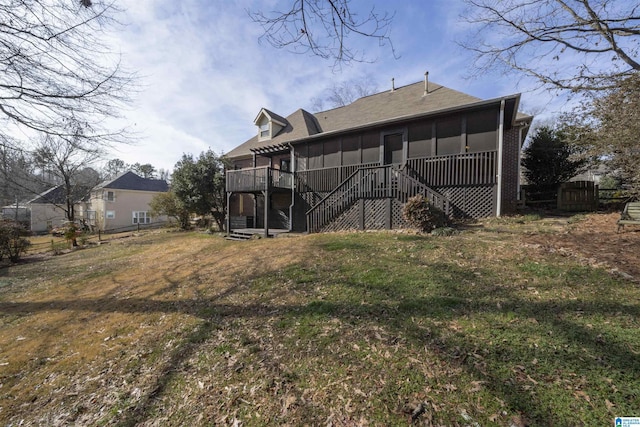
[225,75,533,234]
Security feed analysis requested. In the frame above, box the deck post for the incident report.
[496,99,505,217]
[289,144,295,232]
[226,192,232,236]
[263,190,269,238]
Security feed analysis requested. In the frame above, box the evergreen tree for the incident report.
[521,126,587,191]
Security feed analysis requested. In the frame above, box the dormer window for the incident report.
[254,108,287,141]
[259,122,269,138]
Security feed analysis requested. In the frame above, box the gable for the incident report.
[226,109,321,159]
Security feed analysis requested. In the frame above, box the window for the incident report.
[132,211,151,224]
[466,110,498,152]
[280,158,291,172]
[342,135,360,165]
[436,117,462,155]
[106,210,115,219]
[295,144,308,171]
[308,142,323,170]
[361,131,379,163]
[259,122,269,138]
[105,191,115,202]
[408,121,433,158]
[323,139,340,168]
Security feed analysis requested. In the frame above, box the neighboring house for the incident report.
[225,76,533,235]
[1,204,29,224]
[26,186,69,233]
[87,171,169,231]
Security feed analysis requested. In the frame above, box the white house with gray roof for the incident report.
[85,171,169,231]
[225,76,533,237]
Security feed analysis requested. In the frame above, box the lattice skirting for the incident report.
[321,198,410,232]
[436,185,496,219]
[323,202,361,232]
[391,199,410,228]
[301,184,495,232]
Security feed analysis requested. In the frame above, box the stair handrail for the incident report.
[305,165,386,216]
[306,165,388,232]
[396,165,451,216]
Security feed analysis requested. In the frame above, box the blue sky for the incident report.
[108,0,569,172]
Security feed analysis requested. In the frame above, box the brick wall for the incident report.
[501,127,522,214]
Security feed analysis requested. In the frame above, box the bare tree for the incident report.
[311,76,378,111]
[559,74,640,197]
[32,126,103,227]
[103,158,129,179]
[131,163,157,179]
[249,0,396,66]
[0,0,135,148]
[461,0,640,92]
[0,139,34,203]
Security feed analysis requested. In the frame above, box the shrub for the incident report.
[0,220,31,262]
[403,195,449,233]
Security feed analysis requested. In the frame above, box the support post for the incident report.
[496,99,506,217]
[289,144,295,232]
[226,192,232,236]
[263,190,269,238]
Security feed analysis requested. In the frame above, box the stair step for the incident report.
[225,232,252,241]
[225,236,249,241]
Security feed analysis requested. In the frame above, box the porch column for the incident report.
[226,192,232,236]
[496,99,505,217]
[263,190,269,238]
[289,144,295,232]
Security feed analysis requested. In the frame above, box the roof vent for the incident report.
[390,77,395,92]
[423,71,429,96]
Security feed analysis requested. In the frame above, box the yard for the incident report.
[0,212,638,425]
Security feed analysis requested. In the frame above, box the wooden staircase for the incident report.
[306,164,450,233]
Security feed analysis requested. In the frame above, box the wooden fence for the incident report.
[557,181,598,211]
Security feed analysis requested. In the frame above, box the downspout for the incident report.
[288,143,295,231]
[496,99,506,217]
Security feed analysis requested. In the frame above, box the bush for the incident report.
[0,220,31,262]
[402,195,449,233]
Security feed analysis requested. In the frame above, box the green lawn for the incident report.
[0,220,638,425]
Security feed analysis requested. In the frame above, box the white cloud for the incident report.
[101,0,568,171]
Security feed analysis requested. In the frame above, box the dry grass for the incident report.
[0,216,639,426]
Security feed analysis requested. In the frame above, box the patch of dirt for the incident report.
[524,212,640,281]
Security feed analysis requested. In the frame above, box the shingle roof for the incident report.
[96,171,169,192]
[27,185,67,204]
[226,80,531,159]
[255,108,288,126]
[27,184,95,205]
[227,109,321,158]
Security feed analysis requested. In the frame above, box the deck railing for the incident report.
[406,150,497,186]
[296,162,380,193]
[226,167,293,192]
[296,152,497,194]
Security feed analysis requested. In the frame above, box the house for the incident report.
[26,185,70,233]
[86,171,169,231]
[1,203,29,224]
[225,75,533,236]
